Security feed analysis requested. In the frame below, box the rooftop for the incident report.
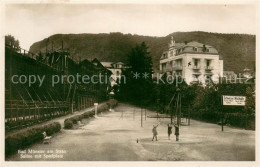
[161,40,220,60]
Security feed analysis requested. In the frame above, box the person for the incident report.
[174,123,179,141]
[152,123,159,141]
[167,123,173,140]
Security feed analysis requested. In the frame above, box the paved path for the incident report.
[7,103,255,161]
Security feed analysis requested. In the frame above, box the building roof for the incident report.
[186,41,213,48]
[101,62,114,68]
[101,61,125,68]
[224,71,236,73]
[223,71,236,76]
[161,41,219,60]
[115,62,124,65]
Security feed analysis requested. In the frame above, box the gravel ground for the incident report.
[7,103,255,161]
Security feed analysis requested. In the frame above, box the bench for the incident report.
[42,131,52,144]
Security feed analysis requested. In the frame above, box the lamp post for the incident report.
[156,99,160,120]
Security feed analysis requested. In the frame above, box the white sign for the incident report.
[222,95,246,106]
[94,103,98,106]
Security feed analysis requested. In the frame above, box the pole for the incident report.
[221,95,224,131]
[188,106,191,126]
[145,108,146,120]
[52,41,54,52]
[222,110,224,131]
[157,99,160,120]
[176,93,180,126]
[179,91,182,127]
[141,108,143,127]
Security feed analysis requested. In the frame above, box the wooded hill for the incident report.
[29,31,255,74]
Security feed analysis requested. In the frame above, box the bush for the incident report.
[226,113,255,129]
[63,100,118,129]
[190,111,255,130]
[64,120,73,129]
[5,122,61,157]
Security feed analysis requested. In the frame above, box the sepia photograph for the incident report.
[0,0,259,166]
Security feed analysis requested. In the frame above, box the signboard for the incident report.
[222,95,246,106]
[94,103,98,106]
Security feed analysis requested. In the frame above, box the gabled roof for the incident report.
[185,41,213,48]
[101,61,125,68]
[91,58,106,69]
[101,62,113,68]
[173,41,213,49]
[113,62,124,65]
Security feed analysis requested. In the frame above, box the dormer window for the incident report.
[163,53,168,58]
[193,47,198,52]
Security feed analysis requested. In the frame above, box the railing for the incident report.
[173,66,183,70]
[5,100,71,122]
[160,68,166,73]
[165,66,173,72]
[5,43,38,60]
[205,66,214,70]
[192,65,200,70]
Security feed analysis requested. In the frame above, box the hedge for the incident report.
[190,111,255,130]
[5,122,61,157]
[64,99,118,129]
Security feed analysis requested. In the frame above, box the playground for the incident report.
[7,103,255,161]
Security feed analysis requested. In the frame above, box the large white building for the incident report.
[160,37,223,85]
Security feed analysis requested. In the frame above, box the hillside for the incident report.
[29,31,255,74]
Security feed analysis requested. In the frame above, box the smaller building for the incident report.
[223,71,237,80]
[242,68,253,79]
[101,61,128,86]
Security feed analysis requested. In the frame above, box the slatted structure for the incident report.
[5,43,112,131]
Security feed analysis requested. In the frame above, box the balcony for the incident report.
[192,65,200,70]
[173,66,183,71]
[205,66,213,70]
[160,68,166,73]
[165,63,173,72]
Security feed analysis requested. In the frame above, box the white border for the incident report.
[0,0,259,167]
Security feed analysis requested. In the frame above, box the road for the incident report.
[7,103,255,161]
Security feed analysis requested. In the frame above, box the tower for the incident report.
[169,36,175,48]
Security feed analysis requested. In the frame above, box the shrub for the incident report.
[64,120,73,129]
[5,122,61,157]
[63,100,118,129]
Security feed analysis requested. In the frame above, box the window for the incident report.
[193,47,198,52]
[206,48,210,52]
[206,60,210,67]
[163,53,168,58]
[194,59,199,66]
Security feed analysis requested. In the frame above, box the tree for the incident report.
[36,51,44,62]
[119,42,153,105]
[5,35,20,51]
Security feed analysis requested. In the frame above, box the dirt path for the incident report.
[7,103,255,161]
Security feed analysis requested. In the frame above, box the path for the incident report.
[7,103,255,161]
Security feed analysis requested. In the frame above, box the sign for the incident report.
[222,95,246,106]
[94,103,98,106]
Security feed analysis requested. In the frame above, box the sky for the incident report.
[5,3,257,50]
